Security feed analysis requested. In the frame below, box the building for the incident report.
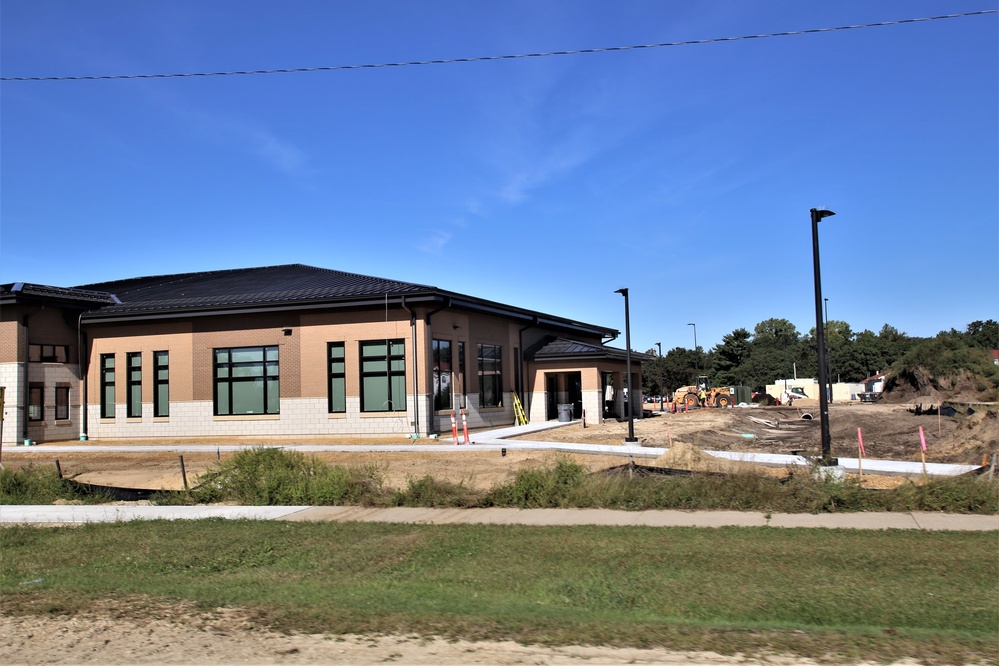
[1,265,648,444]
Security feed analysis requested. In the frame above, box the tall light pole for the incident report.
[615,288,638,443]
[655,341,663,411]
[687,322,698,386]
[811,208,836,464]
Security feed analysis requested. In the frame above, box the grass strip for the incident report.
[2,520,996,664]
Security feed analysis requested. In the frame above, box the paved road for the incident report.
[2,505,996,530]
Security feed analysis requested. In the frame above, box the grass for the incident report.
[0,464,114,505]
[5,448,997,514]
[1,520,996,664]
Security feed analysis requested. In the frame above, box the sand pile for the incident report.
[651,441,765,474]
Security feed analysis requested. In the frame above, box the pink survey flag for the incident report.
[857,428,866,457]
[919,426,927,452]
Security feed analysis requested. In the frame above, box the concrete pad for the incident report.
[768,512,920,530]
[909,512,999,531]
[0,505,308,524]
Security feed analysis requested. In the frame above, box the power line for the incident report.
[2,10,995,82]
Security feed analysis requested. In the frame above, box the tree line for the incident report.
[642,318,999,396]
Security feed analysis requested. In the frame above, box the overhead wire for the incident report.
[2,10,996,82]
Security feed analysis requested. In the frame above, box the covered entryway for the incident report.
[545,371,582,421]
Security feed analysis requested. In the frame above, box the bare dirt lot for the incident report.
[3,402,996,493]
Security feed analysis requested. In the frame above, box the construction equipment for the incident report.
[511,390,529,425]
[673,376,733,409]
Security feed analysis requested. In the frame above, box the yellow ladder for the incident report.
[511,390,529,426]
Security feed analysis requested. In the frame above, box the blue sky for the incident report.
[2,1,996,353]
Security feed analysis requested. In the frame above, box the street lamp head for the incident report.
[614,288,628,296]
[811,207,835,220]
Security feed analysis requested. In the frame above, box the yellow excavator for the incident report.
[673,376,733,409]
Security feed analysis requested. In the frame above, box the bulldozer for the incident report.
[673,376,733,409]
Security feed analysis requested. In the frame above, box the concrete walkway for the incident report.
[2,504,996,530]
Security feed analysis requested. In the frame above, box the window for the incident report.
[55,386,70,420]
[478,344,503,407]
[126,352,142,418]
[29,344,68,363]
[432,339,452,411]
[100,354,115,419]
[28,385,43,421]
[153,351,169,417]
[457,341,466,409]
[214,346,279,415]
[327,342,345,413]
[360,339,406,412]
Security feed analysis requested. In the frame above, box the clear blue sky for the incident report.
[2,1,996,353]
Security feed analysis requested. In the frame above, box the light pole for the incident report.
[810,208,836,464]
[655,342,663,411]
[687,322,698,386]
[615,288,638,443]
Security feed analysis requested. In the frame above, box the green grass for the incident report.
[1,520,996,663]
[0,464,114,505]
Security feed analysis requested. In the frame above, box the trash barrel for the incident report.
[557,404,573,422]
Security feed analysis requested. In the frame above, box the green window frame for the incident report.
[328,342,346,413]
[126,352,142,418]
[214,346,280,416]
[359,339,406,412]
[100,354,115,419]
[433,339,453,411]
[153,351,169,417]
[478,344,503,408]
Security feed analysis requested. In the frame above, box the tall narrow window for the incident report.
[100,354,115,419]
[126,352,142,418]
[28,385,43,421]
[432,339,453,411]
[55,386,70,420]
[457,341,466,409]
[478,344,503,407]
[360,339,406,412]
[153,351,169,417]
[214,346,279,415]
[327,342,346,413]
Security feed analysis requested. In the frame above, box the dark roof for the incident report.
[68,264,617,338]
[76,264,431,314]
[525,336,654,363]
[0,282,120,308]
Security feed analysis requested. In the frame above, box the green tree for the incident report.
[740,318,802,391]
[711,327,751,386]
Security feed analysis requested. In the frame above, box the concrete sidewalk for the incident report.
[2,504,996,530]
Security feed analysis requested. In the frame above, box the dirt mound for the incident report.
[883,367,997,404]
[651,441,765,475]
[926,408,999,464]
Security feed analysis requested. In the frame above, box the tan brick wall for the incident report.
[0,318,22,364]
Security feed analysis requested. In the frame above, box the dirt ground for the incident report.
[2,401,996,493]
[0,600,853,666]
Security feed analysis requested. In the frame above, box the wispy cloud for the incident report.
[417,229,453,255]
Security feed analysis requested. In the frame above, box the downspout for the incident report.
[78,311,89,441]
[400,297,419,437]
[518,317,538,420]
[423,298,451,435]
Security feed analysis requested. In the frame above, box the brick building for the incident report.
[1,265,647,444]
